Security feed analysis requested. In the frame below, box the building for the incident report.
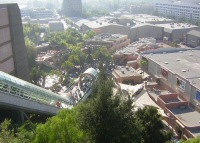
[112,66,142,84]
[121,14,175,25]
[62,0,82,17]
[186,30,200,47]
[49,21,64,32]
[0,4,30,81]
[81,20,163,41]
[129,5,154,14]
[113,37,171,64]
[141,48,200,138]
[155,23,198,42]
[85,33,130,52]
[154,1,200,23]
[20,8,55,19]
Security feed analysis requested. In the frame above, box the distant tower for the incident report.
[62,0,82,17]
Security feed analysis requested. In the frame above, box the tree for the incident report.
[30,66,42,85]
[68,55,80,65]
[25,37,37,69]
[93,47,112,64]
[78,67,140,143]
[181,137,200,143]
[61,61,74,72]
[23,23,41,44]
[0,119,32,143]
[33,109,88,143]
[83,30,96,40]
[135,106,172,143]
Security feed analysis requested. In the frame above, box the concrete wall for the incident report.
[130,25,163,41]
[186,34,199,47]
[5,4,30,81]
[0,92,58,115]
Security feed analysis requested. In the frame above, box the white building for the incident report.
[154,1,200,23]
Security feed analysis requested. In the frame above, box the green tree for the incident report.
[78,66,140,143]
[23,23,41,44]
[135,106,172,143]
[25,37,37,69]
[84,30,96,40]
[61,61,74,71]
[181,137,200,143]
[34,109,88,143]
[68,55,80,65]
[139,59,147,67]
[93,47,112,64]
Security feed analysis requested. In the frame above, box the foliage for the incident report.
[0,119,32,143]
[30,66,46,85]
[139,59,148,67]
[33,109,88,143]
[135,106,172,143]
[77,65,172,143]
[61,61,74,71]
[25,37,37,69]
[68,55,80,65]
[93,47,112,64]
[181,137,200,143]
[84,30,96,40]
[23,23,41,44]
[47,28,83,46]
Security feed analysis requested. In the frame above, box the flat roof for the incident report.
[169,106,200,127]
[187,30,200,37]
[92,33,127,42]
[113,66,141,78]
[156,23,197,30]
[142,47,200,89]
[119,14,173,23]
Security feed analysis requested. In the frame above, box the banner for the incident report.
[196,91,200,102]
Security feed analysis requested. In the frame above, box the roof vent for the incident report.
[164,62,168,64]
[179,51,183,53]
[189,54,193,56]
[182,69,186,72]
[176,59,180,61]
[121,70,125,74]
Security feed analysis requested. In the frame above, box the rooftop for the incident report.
[92,33,127,42]
[119,14,173,23]
[187,30,200,37]
[142,47,200,89]
[113,66,141,78]
[114,38,170,56]
[156,23,198,30]
[169,106,200,127]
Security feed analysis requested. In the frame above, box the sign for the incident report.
[196,91,200,102]
[161,68,168,79]
[176,77,186,92]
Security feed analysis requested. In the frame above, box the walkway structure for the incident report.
[0,71,74,115]
[0,68,98,116]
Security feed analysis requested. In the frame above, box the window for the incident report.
[161,68,168,79]
[176,77,186,92]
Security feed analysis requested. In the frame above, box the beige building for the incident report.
[156,23,199,42]
[141,48,200,139]
[186,30,200,48]
[112,66,142,84]
[85,33,130,52]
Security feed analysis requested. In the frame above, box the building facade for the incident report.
[154,2,200,23]
[85,33,130,52]
[142,48,200,138]
[0,4,30,81]
[62,0,82,17]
